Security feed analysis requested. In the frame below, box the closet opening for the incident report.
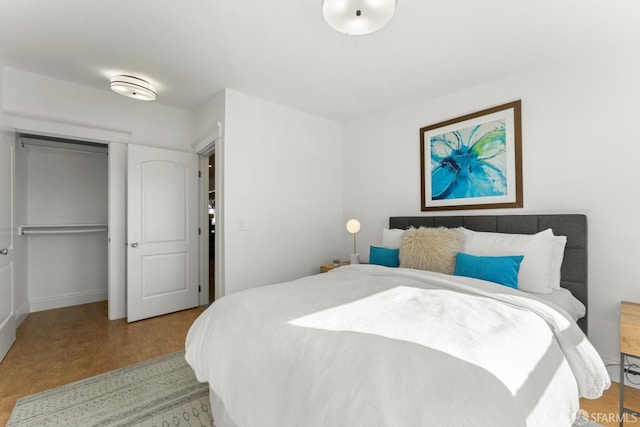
[208,154,215,304]
[16,133,109,314]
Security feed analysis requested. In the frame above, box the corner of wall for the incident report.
[194,89,226,142]
[14,300,29,327]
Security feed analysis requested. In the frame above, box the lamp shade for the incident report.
[110,75,157,101]
[346,218,361,234]
[322,0,398,35]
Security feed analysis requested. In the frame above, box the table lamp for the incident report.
[346,218,361,264]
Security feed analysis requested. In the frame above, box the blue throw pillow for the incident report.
[453,252,524,289]
[369,245,400,268]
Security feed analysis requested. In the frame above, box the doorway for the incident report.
[208,154,215,304]
[193,121,223,306]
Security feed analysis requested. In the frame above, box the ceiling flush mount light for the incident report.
[110,75,157,101]
[322,0,397,35]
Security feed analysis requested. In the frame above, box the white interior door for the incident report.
[0,130,16,362]
[127,144,199,322]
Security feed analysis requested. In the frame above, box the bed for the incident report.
[185,214,610,427]
[389,215,590,334]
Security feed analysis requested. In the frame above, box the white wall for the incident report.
[194,90,225,142]
[342,46,640,365]
[26,148,108,225]
[1,66,194,151]
[223,90,343,294]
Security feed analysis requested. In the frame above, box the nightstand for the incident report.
[620,301,640,425]
[320,261,349,273]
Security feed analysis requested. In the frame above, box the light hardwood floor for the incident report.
[1,301,639,426]
[0,301,204,426]
[581,382,640,426]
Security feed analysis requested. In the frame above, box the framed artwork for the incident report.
[420,100,522,211]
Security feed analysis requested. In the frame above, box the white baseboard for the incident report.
[14,300,30,327]
[29,290,108,313]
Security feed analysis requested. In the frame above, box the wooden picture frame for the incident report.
[420,100,522,211]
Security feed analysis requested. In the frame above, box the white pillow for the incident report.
[549,235,567,290]
[460,228,555,294]
[382,228,405,249]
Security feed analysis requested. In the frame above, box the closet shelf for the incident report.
[19,224,108,235]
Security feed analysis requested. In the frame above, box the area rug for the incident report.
[7,351,213,427]
[574,415,608,427]
[7,350,606,427]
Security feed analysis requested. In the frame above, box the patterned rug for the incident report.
[7,350,606,427]
[574,414,608,427]
[574,415,607,427]
[7,351,213,427]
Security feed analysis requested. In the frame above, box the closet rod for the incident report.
[19,224,108,235]
[20,138,108,155]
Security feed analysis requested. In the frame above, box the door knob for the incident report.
[130,242,139,248]
[0,248,7,255]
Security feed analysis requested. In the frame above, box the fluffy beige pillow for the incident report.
[399,227,463,274]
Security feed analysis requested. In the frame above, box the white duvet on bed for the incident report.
[185,264,609,427]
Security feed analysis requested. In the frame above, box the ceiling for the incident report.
[0,1,638,122]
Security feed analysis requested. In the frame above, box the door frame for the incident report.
[3,113,130,320]
[108,142,127,319]
[192,122,224,304]
[0,128,16,362]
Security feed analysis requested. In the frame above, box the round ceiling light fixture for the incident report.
[322,0,397,35]
[110,75,157,101]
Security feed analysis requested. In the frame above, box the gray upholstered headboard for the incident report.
[389,214,588,335]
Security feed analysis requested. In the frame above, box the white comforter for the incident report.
[185,265,610,427]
